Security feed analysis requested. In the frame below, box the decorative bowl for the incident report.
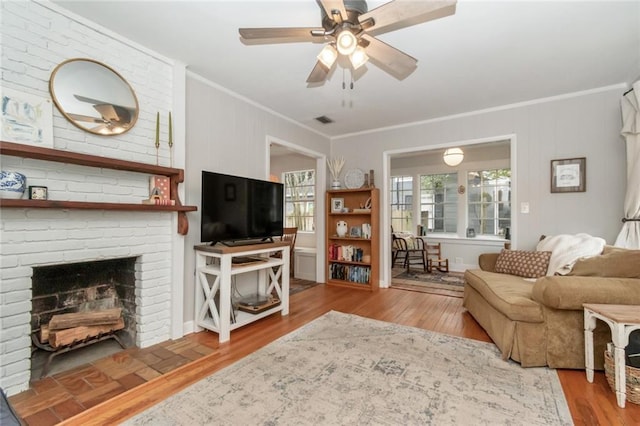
[0,171,26,199]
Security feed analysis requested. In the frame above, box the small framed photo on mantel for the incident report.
[551,157,586,193]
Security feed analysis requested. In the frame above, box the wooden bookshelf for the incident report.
[325,187,379,291]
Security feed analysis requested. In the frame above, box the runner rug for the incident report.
[124,311,572,425]
[392,268,465,297]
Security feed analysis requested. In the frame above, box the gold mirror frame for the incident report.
[49,58,139,136]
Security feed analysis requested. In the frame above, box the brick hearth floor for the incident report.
[8,333,216,425]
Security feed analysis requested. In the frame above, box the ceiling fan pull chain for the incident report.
[342,68,346,90]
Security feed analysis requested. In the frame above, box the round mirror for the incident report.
[49,58,139,136]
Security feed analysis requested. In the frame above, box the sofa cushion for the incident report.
[494,249,551,278]
[568,248,640,278]
[532,275,640,309]
[464,269,544,323]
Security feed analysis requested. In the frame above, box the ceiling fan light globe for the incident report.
[336,30,357,55]
[443,148,464,166]
[317,44,338,68]
[349,47,369,69]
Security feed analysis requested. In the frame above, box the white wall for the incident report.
[332,87,627,283]
[182,75,329,329]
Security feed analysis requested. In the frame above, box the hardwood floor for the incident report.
[10,284,640,425]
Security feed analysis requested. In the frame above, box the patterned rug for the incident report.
[289,278,321,295]
[392,268,465,297]
[124,311,572,425]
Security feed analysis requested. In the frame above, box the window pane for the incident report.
[390,176,413,233]
[467,168,511,236]
[419,173,457,233]
[284,170,315,232]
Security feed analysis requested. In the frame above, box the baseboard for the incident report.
[294,272,315,280]
[183,320,195,335]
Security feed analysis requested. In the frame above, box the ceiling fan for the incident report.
[68,95,135,132]
[239,0,457,84]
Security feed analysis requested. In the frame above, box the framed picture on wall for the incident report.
[551,157,586,193]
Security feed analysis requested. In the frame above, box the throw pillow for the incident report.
[494,249,552,278]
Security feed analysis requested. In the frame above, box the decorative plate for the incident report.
[344,168,365,189]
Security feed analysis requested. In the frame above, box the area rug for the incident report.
[124,311,572,425]
[289,278,321,296]
[392,268,465,297]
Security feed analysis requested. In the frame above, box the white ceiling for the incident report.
[52,0,640,139]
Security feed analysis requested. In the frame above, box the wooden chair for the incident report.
[280,227,298,277]
[426,242,449,273]
[391,233,408,268]
[404,237,428,273]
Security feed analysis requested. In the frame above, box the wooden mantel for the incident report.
[0,141,197,235]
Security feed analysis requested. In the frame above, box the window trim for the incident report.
[391,164,511,239]
[283,169,316,232]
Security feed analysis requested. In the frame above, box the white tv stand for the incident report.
[194,241,290,342]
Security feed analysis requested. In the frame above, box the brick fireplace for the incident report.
[31,257,138,348]
[0,0,184,396]
[0,206,178,394]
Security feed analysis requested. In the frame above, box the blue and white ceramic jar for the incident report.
[0,171,26,199]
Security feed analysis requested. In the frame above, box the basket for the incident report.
[604,348,640,405]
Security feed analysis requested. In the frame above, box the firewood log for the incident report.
[39,325,49,343]
[48,318,125,348]
[48,308,122,330]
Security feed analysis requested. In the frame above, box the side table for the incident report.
[583,303,640,408]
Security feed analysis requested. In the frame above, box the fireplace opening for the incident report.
[30,257,137,378]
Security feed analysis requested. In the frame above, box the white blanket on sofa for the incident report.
[536,233,606,275]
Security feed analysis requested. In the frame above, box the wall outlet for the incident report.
[455,257,463,264]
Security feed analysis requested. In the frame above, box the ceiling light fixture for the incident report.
[443,148,464,166]
[317,44,338,68]
[336,29,357,56]
[349,46,369,70]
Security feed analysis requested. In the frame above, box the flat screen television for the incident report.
[201,171,284,246]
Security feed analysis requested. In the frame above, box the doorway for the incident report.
[383,135,517,288]
[267,137,326,283]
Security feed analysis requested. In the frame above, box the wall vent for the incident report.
[315,115,334,124]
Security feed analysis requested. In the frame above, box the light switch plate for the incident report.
[521,202,530,214]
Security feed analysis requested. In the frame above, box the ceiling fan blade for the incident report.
[318,0,349,23]
[93,104,120,122]
[67,113,105,123]
[239,27,326,44]
[359,0,457,35]
[306,60,331,83]
[360,34,417,80]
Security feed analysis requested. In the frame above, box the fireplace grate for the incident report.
[31,331,126,378]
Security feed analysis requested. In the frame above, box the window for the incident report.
[467,169,511,236]
[284,170,315,232]
[419,173,458,233]
[390,176,413,233]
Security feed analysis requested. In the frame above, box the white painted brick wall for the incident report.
[1,1,179,395]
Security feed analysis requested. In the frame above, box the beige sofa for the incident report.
[463,247,640,369]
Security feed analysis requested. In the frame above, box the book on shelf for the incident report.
[361,223,371,239]
[329,263,370,284]
[142,198,176,206]
[328,244,365,262]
